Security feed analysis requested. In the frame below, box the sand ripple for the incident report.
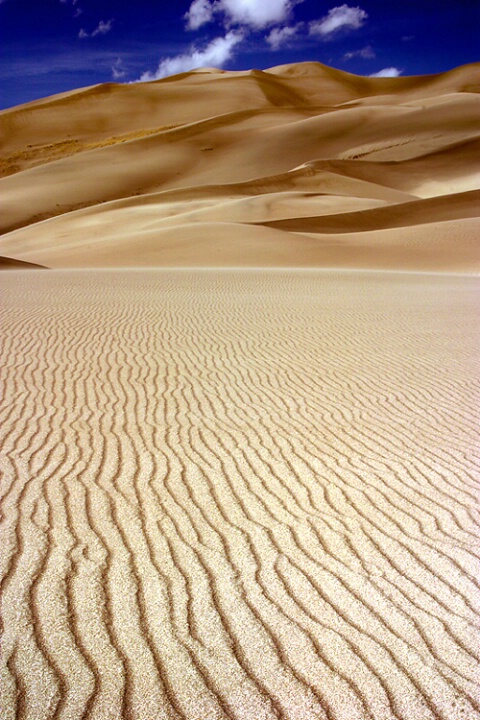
[1,270,479,720]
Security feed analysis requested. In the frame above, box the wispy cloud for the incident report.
[266,23,302,50]
[79,19,113,39]
[112,57,126,80]
[343,44,375,60]
[60,0,81,13]
[310,5,367,38]
[138,31,244,82]
[370,67,402,77]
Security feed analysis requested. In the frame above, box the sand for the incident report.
[0,61,479,270]
[1,62,480,720]
[1,269,479,720]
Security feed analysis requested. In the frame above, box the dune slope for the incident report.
[0,62,479,269]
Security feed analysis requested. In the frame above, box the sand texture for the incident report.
[1,269,479,720]
[0,62,479,270]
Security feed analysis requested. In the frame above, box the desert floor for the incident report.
[1,268,479,720]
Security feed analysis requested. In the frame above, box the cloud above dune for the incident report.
[266,24,302,50]
[185,0,215,31]
[138,31,243,81]
[369,67,402,77]
[111,57,126,79]
[309,5,367,38]
[140,1,370,81]
[185,0,301,30]
[343,44,375,60]
[220,0,300,28]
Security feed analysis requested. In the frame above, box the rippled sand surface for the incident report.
[1,269,479,720]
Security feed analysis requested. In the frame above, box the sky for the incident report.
[0,0,478,109]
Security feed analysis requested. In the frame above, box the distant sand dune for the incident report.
[261,189,480,232]
[306,137,480,198]
[1,269,479,719]
[0,61,479,268]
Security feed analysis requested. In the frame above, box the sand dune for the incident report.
[0,255,47,269]
[261,189,480,232]
[0,61,479,268]
[1,269,479,719]
[306,137,480,198]
[0,216,478,272]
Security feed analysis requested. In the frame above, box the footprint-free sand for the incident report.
[1,269,479,720]
[1,61,480,719]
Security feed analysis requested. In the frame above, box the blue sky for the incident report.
[1,0,478,109]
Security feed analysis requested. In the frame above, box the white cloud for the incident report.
[220,0,298,28]
[369,67,402,77]
[112,58,126,79]
[91,20,113,37]
[266,24,301,50]
[343,44,375,60]
[185,0,215,30]
[79,19,113,39]
[138,31,244,82]
[310,5,367,38]
[184,0,300,30]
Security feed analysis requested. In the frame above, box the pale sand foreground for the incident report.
[1,269,479,720]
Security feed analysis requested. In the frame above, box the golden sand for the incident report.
[0,62,479,270]
[1,269,479,719]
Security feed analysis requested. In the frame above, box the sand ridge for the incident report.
[0,61,479,269]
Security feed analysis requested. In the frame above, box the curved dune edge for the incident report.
[260,189,480,233]
[0,255,48,269]
[1,269,479,720]
[0,61,479,269]
[1,218,479,272]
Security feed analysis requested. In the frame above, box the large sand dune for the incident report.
[0,62,479,268]
[1,269,479,719]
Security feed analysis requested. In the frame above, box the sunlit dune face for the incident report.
[0,61,479,271]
